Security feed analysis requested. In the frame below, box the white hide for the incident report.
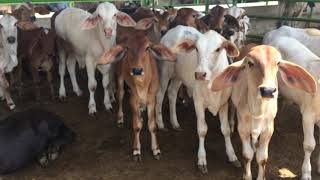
[55,2,135,114]
[157,25,239,171]
[263,25,320,58]
[267,36,320,180]
[0,14,18,110]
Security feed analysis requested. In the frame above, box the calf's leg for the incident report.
[31,66,41,101]
[194,97,208,173]
[116,74,125,127]
[131,96,143,161]
[218,103,240,167]
[86,56,97,115]
[167,78,182,130]
[1,86,15,110]
[66,55,82,96]
[58,50,67,100]
[301,113,316,180]
[256,125,274,180]
[155,72,170,130]
[97,65,113,111]
[238,116,254,180]
[148,95,161,159]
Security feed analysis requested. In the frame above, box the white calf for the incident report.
[158,25,241,173]
[263,25,320,58]
[211,45,316,180]
[267,36,320,180]
[54,2,136,115]
[0,14,18,110]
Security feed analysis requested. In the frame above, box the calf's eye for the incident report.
[248,61,254,67]
[215,48,220,52]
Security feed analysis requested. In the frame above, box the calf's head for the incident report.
[211,45,317,98]
[12,3,50,23]
[171,8,208,33]
[99,30,176,79]
[162,25,238,81]
[81,2,136,38]
[0,14,17,46]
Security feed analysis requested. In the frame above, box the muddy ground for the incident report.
[0,67,319,180]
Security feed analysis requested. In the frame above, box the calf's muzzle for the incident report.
[7,36,16,44]
[259,87,276,98]
[195,72,206,81]
[131,68,144,76]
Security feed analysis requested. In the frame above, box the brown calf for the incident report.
[99,30,176,161]
[16,27,56,100]
[170,8,208,33]
[131,7,176,43]
[11,3,50,30]
[211,45,316,180]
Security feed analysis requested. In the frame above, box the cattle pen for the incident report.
[0,0,320,180]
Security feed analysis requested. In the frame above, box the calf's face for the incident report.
[211,45,317,97]
[0,15,17,46]
[81,2,136,38]
[98,31,176,78]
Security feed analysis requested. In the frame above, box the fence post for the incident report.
[205,0,209,13]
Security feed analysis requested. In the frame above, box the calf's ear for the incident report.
[98,45,127,65]
[116,11,136,27]
[221,41,239,58]
[211,60,245,91]
[135,17,155,30]
[278,60,317,94]
[149,44,176,61]
[81,13,102,30]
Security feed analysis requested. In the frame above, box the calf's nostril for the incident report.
[131,68,144,76]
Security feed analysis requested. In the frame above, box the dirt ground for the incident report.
[0,67,319,180]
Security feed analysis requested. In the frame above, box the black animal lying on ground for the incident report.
[0,108,75,174]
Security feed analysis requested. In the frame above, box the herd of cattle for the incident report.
[0,2,319,180]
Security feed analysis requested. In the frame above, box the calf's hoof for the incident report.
[8,103,15,110]
[48,146,60,161]
[301,174,312,180]
[231,160,242,168]
[59,96,67,102]
[38,153,49,167]
[154,153,161,160]
[117,122,124,128]
[158,127,168,132]
[197,164,208,174]
[133,154,142,162]
[173,126,183,132]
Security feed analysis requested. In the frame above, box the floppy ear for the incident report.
[81,13,102,30]
[135,17,155,30]
[98,45,127,65]
[278,60,317,94]
[211,60,245,91]
[116,11,136,27]
[221,41,239,58]
[149,44,176,61]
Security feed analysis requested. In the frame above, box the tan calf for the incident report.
[211,45,316,180]
[99,30,176,161]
